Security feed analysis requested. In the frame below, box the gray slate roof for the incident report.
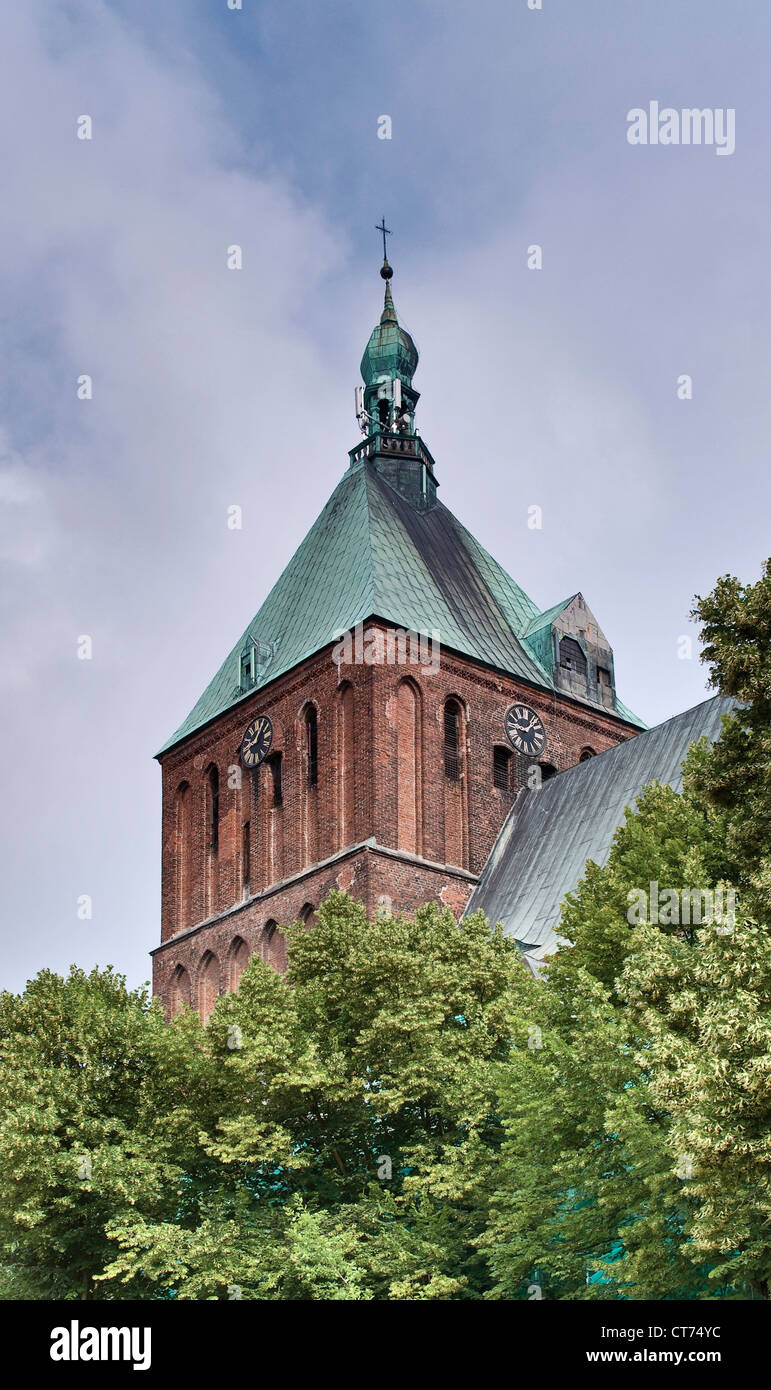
[159,460,644,754]
[465,694,735,958]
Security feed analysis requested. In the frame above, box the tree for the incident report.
[478,560,771,1300]
[0,966,212,1299]
[687,558,771,912]
[0,898,526,1299]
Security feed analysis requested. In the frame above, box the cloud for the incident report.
[0,3,343,991]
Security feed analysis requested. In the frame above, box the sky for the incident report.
[1,0,769,994]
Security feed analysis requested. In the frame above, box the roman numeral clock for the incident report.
[239,715,273,768]
[504,703,547,758]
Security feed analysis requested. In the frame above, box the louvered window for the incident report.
[269,753,283,807]
[305,706,318,787]
[207,765,219,854]
[559,637,587,676]
[444,701,461,781]
[493,746,511,791]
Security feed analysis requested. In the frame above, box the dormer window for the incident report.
[597,666,612,687]
[558,637,587,677]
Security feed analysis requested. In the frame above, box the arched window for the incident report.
[558,637,587,677]
[493,746,512,792]
[305,705,318,787]
[228,936,251,992]
[169,964,191,1017]
[299,902,317,927]
[443,699,462,781]
[300,705,319,868]
[443,698,468,869]
[197,951,220,1024]
[539,762,558,782]
[336,683,355,850]
[579,746,596,762]
[174,782,192,932]
[397,679,421,854]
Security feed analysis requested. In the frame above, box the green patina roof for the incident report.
[522,596,578,637]
[158,461,645,755]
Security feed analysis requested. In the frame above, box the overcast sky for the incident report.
[1,0,768,994]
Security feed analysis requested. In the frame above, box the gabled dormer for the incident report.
[523,593,617,713]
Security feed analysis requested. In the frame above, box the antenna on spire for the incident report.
[375,217,393,278]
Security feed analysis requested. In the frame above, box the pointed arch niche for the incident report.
[262,919,288,973]
[396,678,422,855]
[174,781,192,932]
[227,936,252,992]
[169,964,191,1017]
[204,764,219,917]
[197,951,220,1024]
[443,696,468,869]
[300,703,319,868]
[336,682,355,851]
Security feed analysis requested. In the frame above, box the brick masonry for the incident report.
[153,621,640,1018]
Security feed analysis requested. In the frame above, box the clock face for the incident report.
[239,715,273,768]
[504,704,547,757]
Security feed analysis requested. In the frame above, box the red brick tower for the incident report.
[152,253,644,1018]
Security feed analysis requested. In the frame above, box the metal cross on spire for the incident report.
[375,217,392,263]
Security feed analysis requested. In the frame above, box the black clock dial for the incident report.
[504,704,547,757]
[239,715,273,768]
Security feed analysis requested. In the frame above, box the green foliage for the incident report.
[477,560,771,1300]
[0,966,211,1299]
[686,559,771,914]
[0,901,525,1300]
[3,561,768,1300]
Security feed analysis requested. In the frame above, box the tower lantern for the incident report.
[358,223,420,438]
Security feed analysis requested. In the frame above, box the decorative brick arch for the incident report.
[169,964,191,1017]
[443,694,469,869]
[227,936,252,992]
[579,746,597,762]
[395,677,422,855]
[197,950,220,1024]
[263,919,287,972]
[203,764,219,917]
[174,782,192,932]
[298,701,320,867]
[336,682,355,850]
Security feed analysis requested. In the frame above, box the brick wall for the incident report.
[154,621,639,1016]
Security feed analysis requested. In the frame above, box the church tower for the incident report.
[152,246,644,1019]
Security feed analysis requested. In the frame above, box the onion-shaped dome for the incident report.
[360,265,419,388]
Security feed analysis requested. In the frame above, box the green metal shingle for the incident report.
[158,461,644,755]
